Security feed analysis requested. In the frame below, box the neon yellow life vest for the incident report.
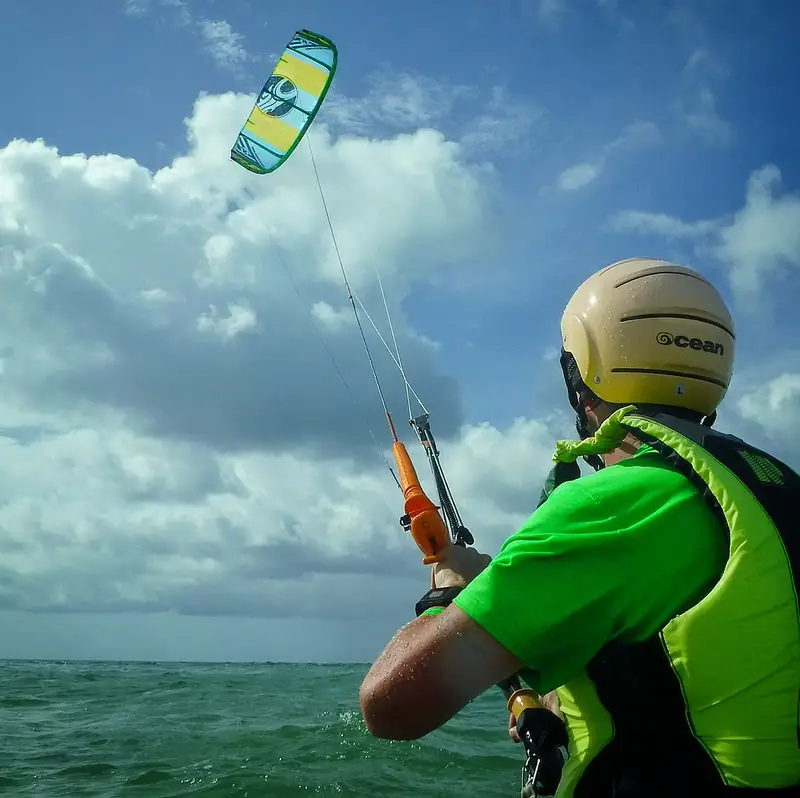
[549,407,800,797]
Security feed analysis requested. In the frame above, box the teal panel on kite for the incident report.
[231,29,337,175]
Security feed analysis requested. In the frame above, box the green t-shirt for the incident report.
[453,444,728,694]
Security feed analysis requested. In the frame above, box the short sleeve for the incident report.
[453,460,726,694]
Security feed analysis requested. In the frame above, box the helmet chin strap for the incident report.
[560,349,606,472]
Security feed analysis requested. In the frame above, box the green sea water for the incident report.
[0,660,525,797]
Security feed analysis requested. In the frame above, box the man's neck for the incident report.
[602,434,642,467]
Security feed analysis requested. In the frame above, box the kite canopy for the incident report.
[231,29,338,175]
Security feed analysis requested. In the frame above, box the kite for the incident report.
[230,29,337,175]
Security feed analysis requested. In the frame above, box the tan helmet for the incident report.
[560,257,735,417]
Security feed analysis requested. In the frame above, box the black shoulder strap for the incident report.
[537,460,582,508]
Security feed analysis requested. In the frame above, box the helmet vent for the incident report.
[614,270,710,289]
[611,367,728,389]
[620,313,734,339]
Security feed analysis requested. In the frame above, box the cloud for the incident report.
[123,0,148,15]
[459,86,544,154]
[160,0,191,26]
[196,301,257,341]
[715,166,800,296]
[610,210,713,240]
[122,0,254,75]
[609,164,800,297]
[512,0,633,31]
[737,373,800,437]
[557,163,599,192]
[198,20,252,73]
[537,0,567,25]
[2,93,495,454]
[326,73,453,131]
[0,412,560,618]
[0,89,562,620]
[555,120,662,192]
[325,72,543,156]
[732,368,800,467]
[675,48,732,145]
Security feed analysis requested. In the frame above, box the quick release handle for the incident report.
[392,441,450,564]
[508,688,568,748]
[506,686,543,719]
[507,687,569,797]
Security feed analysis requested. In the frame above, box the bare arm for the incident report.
[359,604,525,740]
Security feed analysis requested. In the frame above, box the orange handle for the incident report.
[392,440,449,564]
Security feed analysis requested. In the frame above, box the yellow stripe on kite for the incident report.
[276,51,328,97]
[244,108,298,152]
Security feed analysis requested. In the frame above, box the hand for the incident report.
[509,711,522,744]
[432,544,491,590]
[508,690,564,744]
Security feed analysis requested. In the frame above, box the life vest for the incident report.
[548,407,800,797]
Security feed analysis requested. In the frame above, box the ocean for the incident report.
[0,660,525,797]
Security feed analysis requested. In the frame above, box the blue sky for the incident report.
[0,0,799,662]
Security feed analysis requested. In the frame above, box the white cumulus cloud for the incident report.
[609,164,800,297]
[0,90,562,629]
[737,373,800,436]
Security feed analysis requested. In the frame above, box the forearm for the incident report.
[359,613,451,739]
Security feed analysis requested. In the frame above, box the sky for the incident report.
[0,0,799,663]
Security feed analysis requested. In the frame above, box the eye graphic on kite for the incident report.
[257,76,298,118]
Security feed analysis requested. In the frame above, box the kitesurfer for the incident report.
[359,257,800,796]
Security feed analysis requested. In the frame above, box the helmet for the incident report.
[560,257,735,420]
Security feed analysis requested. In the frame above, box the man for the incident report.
[359,258,800,797]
